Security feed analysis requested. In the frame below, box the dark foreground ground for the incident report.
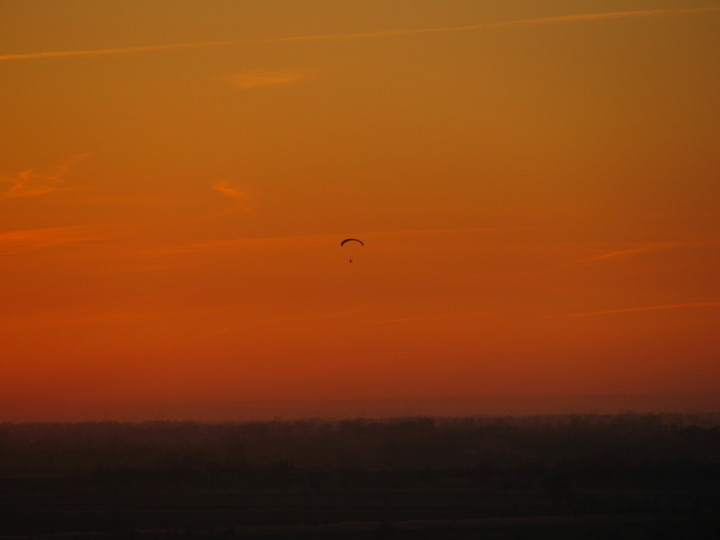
[1,413,719,539]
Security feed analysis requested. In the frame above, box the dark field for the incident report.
[2,413,720,539]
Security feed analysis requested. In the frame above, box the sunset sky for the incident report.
[2,0,719,420]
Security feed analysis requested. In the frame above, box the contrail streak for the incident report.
[569,243,680,265]
[548,302,720,319]
[1,7,718,62]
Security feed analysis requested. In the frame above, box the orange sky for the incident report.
[2,0,720,419]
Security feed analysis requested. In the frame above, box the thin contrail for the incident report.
[548,302,720,319]
[568,243,680,265]
[1,7,718,62]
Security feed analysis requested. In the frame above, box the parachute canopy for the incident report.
[340,238,364,247]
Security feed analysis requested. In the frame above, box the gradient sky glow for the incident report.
[2,0,720,419]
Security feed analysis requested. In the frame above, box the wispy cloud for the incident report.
[0,41,238,62]
[52,194,191,206]
[1,8,718,62]
[154,236,318,256]
[212,180,258,213]
[568,243,681,265]
[548,302,720,319]
[5,305,200,332]
[367,227,509,237]
[223,69,308,90]
[0,226,104,254]
[352,315,458,327]
[101,262,198,275]
[0,154,89,200]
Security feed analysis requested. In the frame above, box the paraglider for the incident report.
[340,238,364,247]
[340,238,364,262]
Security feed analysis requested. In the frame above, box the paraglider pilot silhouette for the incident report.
[340,238,364,263]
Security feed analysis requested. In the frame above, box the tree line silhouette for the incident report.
[1,413,719,538]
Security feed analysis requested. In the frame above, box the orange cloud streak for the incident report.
[0,155,89,200]
[223,70,307,90]
[548,302,720,319]
[1,8,718,62]
[0,226,103,254]
[569,243,681,264]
